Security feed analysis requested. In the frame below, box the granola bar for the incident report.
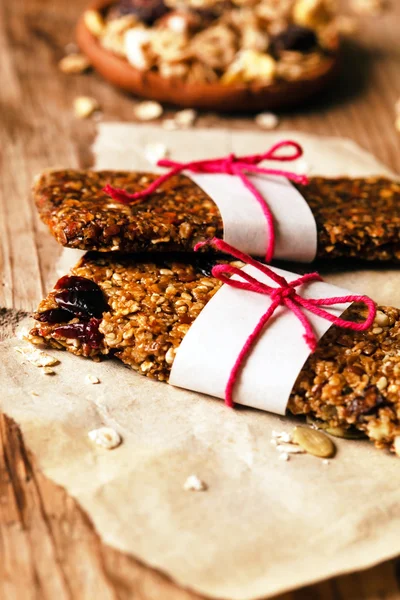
[30,252,400,453]
[35,169,400,262]
[84,0,338,86]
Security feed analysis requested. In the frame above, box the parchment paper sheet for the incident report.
[2,127,400,600]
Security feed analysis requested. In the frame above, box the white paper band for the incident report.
[189,173,317,262]
[169,266,351,415]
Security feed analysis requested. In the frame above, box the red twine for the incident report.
[194,238,376,408]
[103,140,309,263]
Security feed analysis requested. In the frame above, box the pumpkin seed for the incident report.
[292,426,336,458]
[324,426,366,440]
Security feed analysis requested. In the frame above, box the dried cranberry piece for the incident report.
[116,0,168,24]
[55,289,108,319]
[54,318,103,349]
[55,275,101,293]
[34,308,76,323]
[270,25,317,56]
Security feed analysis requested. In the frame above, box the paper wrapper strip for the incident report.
[34,169,400,262]
[30,251,400,454]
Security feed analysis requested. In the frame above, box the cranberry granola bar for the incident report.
[30,252,400,453]
[35,169,400,262]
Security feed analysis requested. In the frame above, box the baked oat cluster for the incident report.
[30,253,400,454]
[84,0,339,85]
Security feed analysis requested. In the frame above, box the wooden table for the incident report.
[1,1,400,598]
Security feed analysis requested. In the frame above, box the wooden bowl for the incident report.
[76,0,340,113]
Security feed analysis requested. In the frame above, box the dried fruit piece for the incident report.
[88,427,121,449]
[55,275,103,292]
[117,0,168,24]
[292,426,336,458]
[270,25,317,56]
[54,318,104,349]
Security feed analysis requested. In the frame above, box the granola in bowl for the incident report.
[83,0,339,87]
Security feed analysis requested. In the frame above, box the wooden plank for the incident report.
[1,0,400,598]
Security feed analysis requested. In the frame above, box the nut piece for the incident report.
[255,112,279,130]
[73,96,100,119]
[59,53,91,74]
[125,28,152,69]
[293,0,332,29]
[84,10,105,37]
[292,426,336,458]
[88,427,121,449]
[221,50,276,85]
[183,474,207,491]
[133,100,163,121]
[393,436,400,457]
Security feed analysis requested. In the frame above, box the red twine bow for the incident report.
[104,140,309,263]
[195,238,376,408]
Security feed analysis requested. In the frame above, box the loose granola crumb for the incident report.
[88,427,121,449]
[17,347,60,367]
[133,101,163,121]
[276,443,305,454]
[279,452,290,461]
[183,474,207,491]
[58,54,91,74]
[73,96,100,119]
[272,430,292,443]
[86,374,100,384]
[162,118,179,130]
[255,112,280,130]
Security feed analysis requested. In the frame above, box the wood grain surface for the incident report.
[1,0,400,598]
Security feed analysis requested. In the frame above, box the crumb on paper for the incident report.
[276,443,305,454]
[174,109,197,128]
[323,459,330,465]
[30,391,39,397]
[86,374,100,385]
[255,112,279,130]
[144,142,169,165]
[88,427,121,450]
[73,96,100,119]
[278,452,289,461]
[183,474,207,491]
[133,101,163,121]
[272,430,292,443]
[42,367,55,376]
[58,53,91,74]
[16,346,60,368]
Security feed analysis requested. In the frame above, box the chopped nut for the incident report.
[374,310,390,327]
[133,100,163,121]
[183,474,207,491]
[394,436,400,457]
[83,9,105,37]
[58,53,91,74]
[144,142,169,164]
[376,376,388,391]
[276,443,305,454]
[293,0,332,29]
[255,112,279,130]
[125,28,152,70]
[85,374,100,384]
[221,50,276,85]
[88,427,121,449]
[73,96,100,119]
